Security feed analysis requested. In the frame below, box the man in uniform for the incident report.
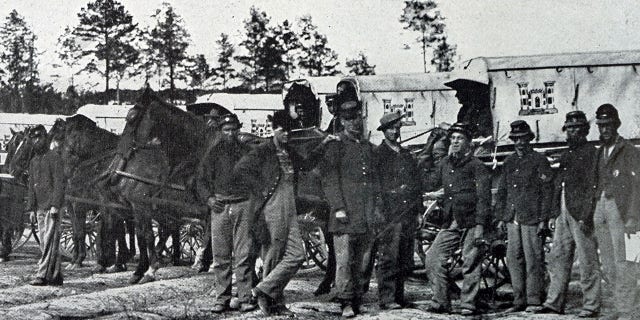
[423,122,491,316]
[26,125,65,286]
[374,112,422,309]
[591,104,640,320]
[319,100,382,318]
[495,120,553,313]
[196,113,257,313]
[537,111,601,317]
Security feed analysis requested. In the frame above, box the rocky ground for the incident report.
[0,239,634,319]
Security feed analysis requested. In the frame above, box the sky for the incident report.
[2,0,640,91]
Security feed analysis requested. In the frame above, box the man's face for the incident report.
[32,134,48,152]
[598,122,618,144]
[341,115,363,136]
[273,127,289,144]
[454,89,473,106]
[220,123,239,142]
[383,123,401,142]
[449,132,469,155]
[565,125,585,145]
[512,136,530,155]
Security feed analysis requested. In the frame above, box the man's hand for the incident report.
[497,221,507,234]
[474,224,484,239]
[321,134,340,145]
[537,220,552,238]
[577,220,590,234]
[335,209,349,224]
[625,218,638,234]
[28,211,36,225]
[50,207,59,220]
[207,197,225,214]
[548,218,556,231]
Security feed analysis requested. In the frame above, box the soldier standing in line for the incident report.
[591,104,640,320]
[422,122,491,316]
[26,125,65,286]
[373,112,422,310]
[319,101,383,318]
[537,111,601,317]
[196,113,257,313]
[495,120,553,313]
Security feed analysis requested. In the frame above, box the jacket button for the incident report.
[449,184,453,187]
[513,184,517,188]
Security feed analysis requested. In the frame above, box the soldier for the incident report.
[422,122,491,316]
[537,111,601,317]
[591,104,640,320]
[235,110,333,316]
[319,100,382,318]
[495,120,553,313]
[196,113,257,313]
[374,112,422,309]
[26,125,65,286]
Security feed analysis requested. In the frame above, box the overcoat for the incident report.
[26,150,65,211]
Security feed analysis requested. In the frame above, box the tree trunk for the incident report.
[422,30,427,73]
[169,64,175,104]
[105,33,110,104]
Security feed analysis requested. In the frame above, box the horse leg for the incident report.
[314,227,336,296]
[76,207,87,268]
[126,217,136,259]
[139,214,159,284]
[129,214,148,284]
[155,222,169,262]
[171,223,181,266]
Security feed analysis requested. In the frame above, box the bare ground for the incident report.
[0,239,632,319]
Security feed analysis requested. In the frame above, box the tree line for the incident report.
[0,0,454,114]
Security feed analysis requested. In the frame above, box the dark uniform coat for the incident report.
[374,141,422,221]
[320,132,382,234]
[552,143,598,229]
[433,153,491,229]
[595,136,640,224]
[26,150,65,211]
[495,150,553,225]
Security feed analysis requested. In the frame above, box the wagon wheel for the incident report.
[301,225,328,271]
[59,208,99,259]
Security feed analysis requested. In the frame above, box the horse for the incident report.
[0,128,30,261]
[53,115,136,271]
[103,89,211,284]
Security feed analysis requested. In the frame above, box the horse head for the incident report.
[5,127,35,181]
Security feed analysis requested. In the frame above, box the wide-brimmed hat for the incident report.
[337,100,361,120]
[447,122,473,139]
[562,110,589,131]
[444,79,489,92]
[595,103,620,126]
[217,113,241,129]
[268,110,297,132]
[508,120,535,141]
[29,125,47,138]
[377,112,404,131]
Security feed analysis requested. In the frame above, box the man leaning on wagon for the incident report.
[26,125,65,286]
[495,120,553,313]
[537,111,601,318]
[196,113,257,313]
[422,122,492,316]
[591,104,640,320]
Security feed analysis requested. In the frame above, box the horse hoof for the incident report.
[314,285,332,296]
[138,274,155,284]
[128,274,143,284]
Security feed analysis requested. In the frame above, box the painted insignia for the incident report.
[516,81,559,116]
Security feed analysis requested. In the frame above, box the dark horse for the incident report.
[0,128,30,261]
[52,116,136,270]
[103,89,211,284]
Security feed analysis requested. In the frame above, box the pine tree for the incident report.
[346,52,376,76]
[212,33,236,90]
[297,15,340,77]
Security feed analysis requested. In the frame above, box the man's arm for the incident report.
[318,141,347,213]
[474,159,492,227]
[50,152,66,211]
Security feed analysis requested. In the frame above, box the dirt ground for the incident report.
[0,239,632,320]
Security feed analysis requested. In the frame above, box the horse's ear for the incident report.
[138,86,155,106]
[10,128,15,135]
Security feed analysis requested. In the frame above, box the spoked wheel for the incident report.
[301,225,328,271]
[59,208,99,259]
[179,219,205,263]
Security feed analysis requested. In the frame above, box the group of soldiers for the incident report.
[18,83,640,319]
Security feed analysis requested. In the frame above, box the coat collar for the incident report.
[601,136,625,164]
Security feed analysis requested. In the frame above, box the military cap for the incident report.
[448,122,473,140]
[562,110,589,131]
[508,120,535,141]
[217,113,241,129]
[377,112,404,131]
[29,125,47,138]
[268,110,296,132]
[337,100,361,120]
[595,103,621,126]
